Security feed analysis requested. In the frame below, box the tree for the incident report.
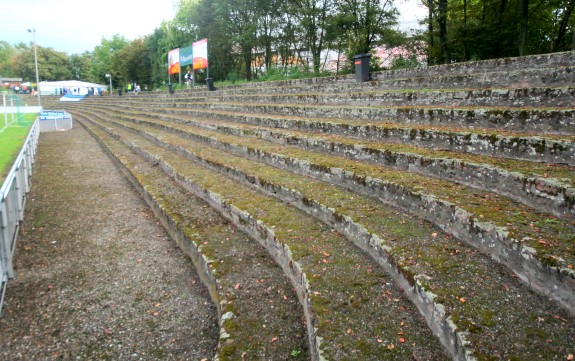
[0,41,18,77]
[69,52,94,81]
[552,0,575,51]
[90,35,129,89]
[13,45,72,81]
[291,0,333,75]
[112,38,152,89]
[213,0,259,80]
[334,0,400,64]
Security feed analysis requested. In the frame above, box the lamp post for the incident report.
[105,73,112,95]
[27,28,41,107]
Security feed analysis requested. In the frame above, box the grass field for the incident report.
[0,113,37,185]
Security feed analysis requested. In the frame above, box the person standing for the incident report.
[184,70,193,90]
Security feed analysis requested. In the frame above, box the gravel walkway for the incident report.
[0,125,219,360]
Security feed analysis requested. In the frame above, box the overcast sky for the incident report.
[1,0,426,55]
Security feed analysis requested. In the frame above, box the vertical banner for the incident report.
[180,46,193,67]
[168,48,180,75]
[192,38,208,70]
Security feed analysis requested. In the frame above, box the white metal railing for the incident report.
[0,118,40,314]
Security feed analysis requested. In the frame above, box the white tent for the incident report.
[39,80,108,96]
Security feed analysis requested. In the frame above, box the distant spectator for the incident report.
[185,70,193,90]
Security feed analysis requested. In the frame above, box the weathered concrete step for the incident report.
[104,86,575,109]
[370,65,575,90]
[79,112,575,360]
[78,113,450,360]
[196,51,575,91]
[73,108,575,313]
[76,115,309,360]
[146,101,575,135]
[86,103,573,165]
[91,82,575,108]
[110,110,573,220]
[71,103,575,220]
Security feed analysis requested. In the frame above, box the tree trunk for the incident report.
[552,0,575,51]
[463,0,468,60]
[518,0,528,56]
[438,0,449,64]
[426,0,434,65]
[495,0,508,57]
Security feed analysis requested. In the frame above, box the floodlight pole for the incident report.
[27,29,41,107]
[106,74,112,95]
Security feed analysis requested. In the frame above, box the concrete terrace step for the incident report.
[71,109,575,360]
[169,102,575,135]
[84,102,574,165]
[71,107,575,306]
[77,115,310,360]
[371,51,575,82]
[76,113,451,360]
[105,86,575,109]
[79,106,575,220]
[185,51,575,91]
[88,96,574,135]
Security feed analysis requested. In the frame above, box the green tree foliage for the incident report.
[424,0,575,64]
[13,45,72,81]
[334,0,401,58]
[0,41,18,77]
[90,35,129,89]
[69,52,94,81]
[1,0,572,86]
[111,38,152,89]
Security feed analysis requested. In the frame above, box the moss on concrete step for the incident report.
[80,112,575,360]
[78,114,449,360]
[78,117,310,360]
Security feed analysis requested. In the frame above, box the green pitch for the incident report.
[0,113,37,185]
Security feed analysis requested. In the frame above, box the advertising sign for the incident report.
[168,48,180,75]
[192,38,208,70]
[180,46,193,67]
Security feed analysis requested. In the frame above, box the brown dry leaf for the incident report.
[24,246,32,251]
[271,337,278,342]
[234,283,241,290]
[459,297,466,303]
[567,354,573,361]
[387,343,395,350]
[322,251,330,257]
[399,338,406,343]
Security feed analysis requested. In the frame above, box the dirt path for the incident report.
[0,124,218,360]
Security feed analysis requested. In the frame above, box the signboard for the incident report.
[193,38,208,70]
[180,46,193,67]
[39,110,73,132]
[168,48,180,75]
[40,111,70,120]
